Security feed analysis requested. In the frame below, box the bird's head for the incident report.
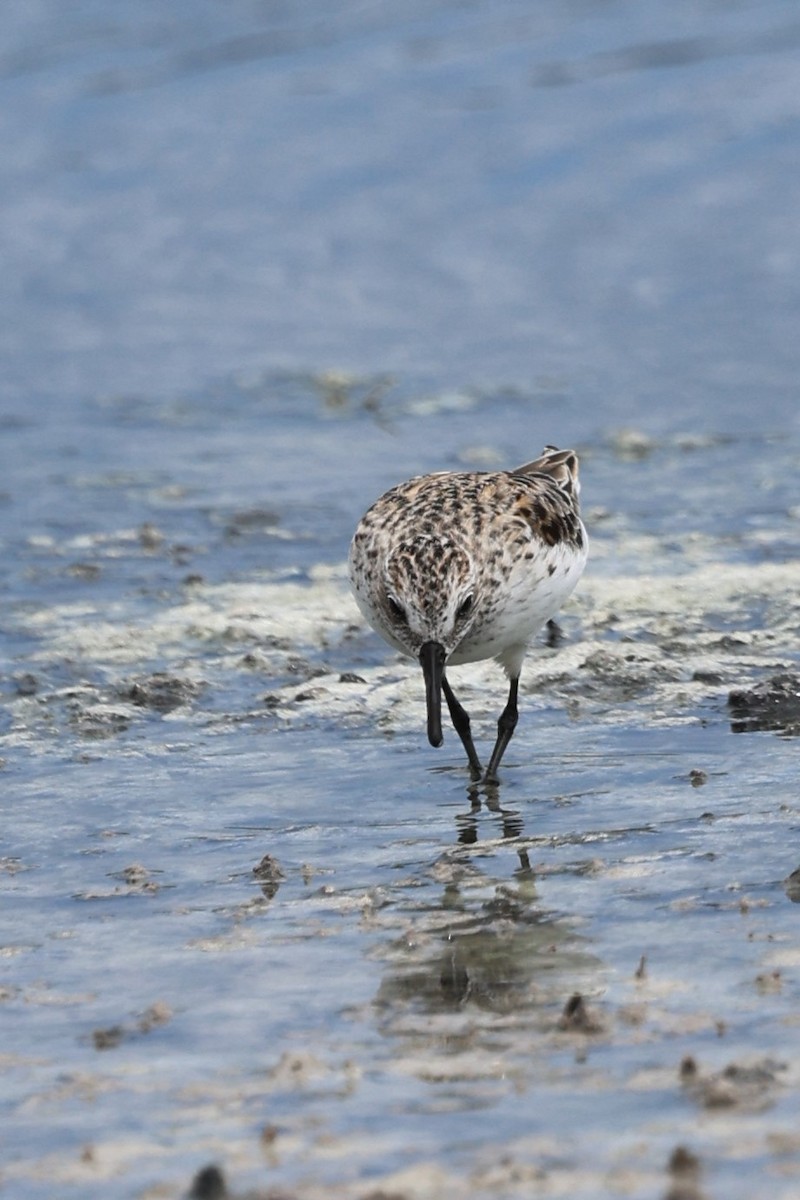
[382,538,478,747]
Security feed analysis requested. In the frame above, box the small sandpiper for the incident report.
[348,446,588,784]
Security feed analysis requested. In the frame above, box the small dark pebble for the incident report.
[253,854,285,899]
[691,669,723,685]
[117,863,160,893]
[137,522,164,550]
[545,618,563,647]
[92,1025,125,1051]
[260,1123,280,1146]
[120,673,202,713]
[688,769,708,787]
[293,687,327,702]
[665,1144,705,1200]
[339,671,366,684]
[679,1055,698,1079]
[188,1164,229,1200]
[557,992,603,1033]
[668,1146,701,1177]
[14,673,38,697]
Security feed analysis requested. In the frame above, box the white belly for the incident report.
[448,536,587,668]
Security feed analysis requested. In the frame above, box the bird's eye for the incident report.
[456,594,474,620]
[387,596,407,624]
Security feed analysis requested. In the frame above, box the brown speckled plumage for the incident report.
[349,446,588,783]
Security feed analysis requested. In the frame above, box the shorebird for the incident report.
[348,446,587,783]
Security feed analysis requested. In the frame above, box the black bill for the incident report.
[419,640,446,748]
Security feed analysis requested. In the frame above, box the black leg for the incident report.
[483,676,519,784]
[441,674,483,781]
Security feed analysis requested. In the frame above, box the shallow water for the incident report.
[2,3,800,1198]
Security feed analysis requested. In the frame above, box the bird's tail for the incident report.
[513,445,581,497]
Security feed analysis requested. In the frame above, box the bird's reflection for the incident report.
[373,818,600,1033]
[455,783,524,843]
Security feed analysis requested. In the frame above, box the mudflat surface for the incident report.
[2,4,800,1198]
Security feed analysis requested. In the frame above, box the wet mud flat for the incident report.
[2,401,800,1199]
[3,0,800,1188]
